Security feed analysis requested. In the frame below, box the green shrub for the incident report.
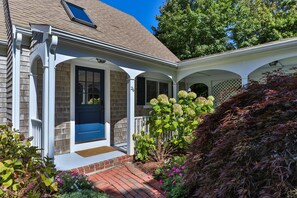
[0,125,57,197]
[134,91,214,161]
[56,171,93,194]
[58,189,109,198]
[133,130,156,161]
[154,156,186,198]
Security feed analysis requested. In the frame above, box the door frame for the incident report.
[75,66,105,144]
[69,60,111,152]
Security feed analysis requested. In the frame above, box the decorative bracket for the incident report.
[15,33,23,50]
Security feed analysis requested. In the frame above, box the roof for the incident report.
[0,2,7,42]
[179,37,297,67]
[7,0,179,63]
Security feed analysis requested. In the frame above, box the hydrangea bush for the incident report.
[134,90,214,161]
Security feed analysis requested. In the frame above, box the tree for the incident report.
[154,0,297,60]
[154,0,234,60]
[232,0,297,48]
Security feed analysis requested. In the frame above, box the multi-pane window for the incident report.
[77,69,101,105]
[146,80,169,103]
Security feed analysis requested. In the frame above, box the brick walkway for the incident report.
[88,164,165,198]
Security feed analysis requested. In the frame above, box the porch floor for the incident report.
[88,164,165,198]
[55,150,126,170]
[114,143,128,152]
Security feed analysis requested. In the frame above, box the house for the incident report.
[0,0,296,170]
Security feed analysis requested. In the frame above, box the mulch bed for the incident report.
[134,161,165,176]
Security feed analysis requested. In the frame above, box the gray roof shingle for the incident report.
[8,0,179,62]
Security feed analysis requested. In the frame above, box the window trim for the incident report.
[145,78,171,104]
[61,0,97,28]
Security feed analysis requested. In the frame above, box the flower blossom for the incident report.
[157,94,170,105]
[207,95,215,102]
[178,90,188,99]
[169,98,176,104]
[188,92,197,100]
[196,97,207,105]
[150,98,159,105]
[173,104,183,116]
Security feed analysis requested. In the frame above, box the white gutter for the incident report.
[15,26,178,67]
[179,37,297,67]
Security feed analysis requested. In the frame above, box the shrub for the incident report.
[154,156,187,198]
[0,125,57,197]
[133,130,156,161]
[184,73,297,197]
[56,171,93,194]
[58,189,109,198]
[134,91,214,161]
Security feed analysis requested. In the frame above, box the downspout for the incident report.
[12,26,22,131]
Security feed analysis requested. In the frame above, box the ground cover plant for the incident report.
[56,171,93,194]
[134,91,214,162]
[154,156,187,198]
[184,72,297,197]
[55,170,110,198]
[58,189,109,198]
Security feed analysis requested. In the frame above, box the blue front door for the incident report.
[75,66,105,143]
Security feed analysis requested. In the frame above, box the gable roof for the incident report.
[0,2,6,42]
[7,0,179,63]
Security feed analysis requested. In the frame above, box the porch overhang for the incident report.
[17,25,179,68]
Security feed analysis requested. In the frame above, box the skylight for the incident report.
[62,0,97,28]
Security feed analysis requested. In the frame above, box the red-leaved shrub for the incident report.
[184,72,297,197]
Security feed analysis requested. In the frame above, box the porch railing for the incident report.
[134,116,175,140]
[31,118,42,149]
[134,116,150,135]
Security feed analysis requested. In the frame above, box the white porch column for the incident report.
[120,67,143,156]
[29,63,38,136]
[48,36,58,159]
[42,63,49,157]
[172,82,178,99]
[12,31,22,130]
[241,74,249,87]
[127,78,136,155]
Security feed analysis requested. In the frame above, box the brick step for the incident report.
[70,155,133,175]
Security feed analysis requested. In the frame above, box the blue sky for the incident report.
[100,0,166,33]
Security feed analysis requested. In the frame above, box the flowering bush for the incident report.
[154,156,187,198]
[56,171,93,194]
[134,91,214,161]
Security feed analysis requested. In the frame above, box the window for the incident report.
[146,80,169,103]
[137,77,171,105]
[62,0,97,28]
[76,68,102,105]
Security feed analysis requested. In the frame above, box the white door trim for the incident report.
[69,59,111,152]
